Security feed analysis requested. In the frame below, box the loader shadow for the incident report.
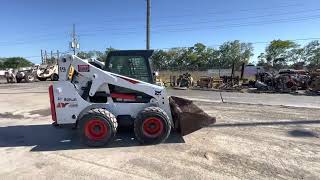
[211,120,320,128]
[288,129,319,138]
[0,124,185,152]
[0,92,48,95]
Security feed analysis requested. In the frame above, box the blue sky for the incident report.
[0,0,320,64]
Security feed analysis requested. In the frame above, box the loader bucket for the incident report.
[169,96,216,136]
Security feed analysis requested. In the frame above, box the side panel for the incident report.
[53,81,91,124]
[55,55,173,125]
[53,81,173,125]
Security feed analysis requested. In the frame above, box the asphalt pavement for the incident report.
[0,81,319,179]
[168,89,320,108]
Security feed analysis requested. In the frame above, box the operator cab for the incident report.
[104,50,155,84]
[72,50,157,105]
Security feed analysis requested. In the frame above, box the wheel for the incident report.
[16,78,22,83]
[51,73,59,81]
[25,73,35,83]
[78,108,118,147]
[134,107,171,145]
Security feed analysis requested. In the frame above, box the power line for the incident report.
[153,3,304,20]
[20,37,320,60]
[0,37,68,46]
[23,51,70,60]
[80,14,320,37]
[0,32,69,44]
[1,7,319,45]
[156,37,320,50]
[1,13,320,47]
[0,2,304,38]
[75,8,320,35]
[76,11,320,36]
[152,14,320,33]
[152,8,320,28]
[76,2,304,26]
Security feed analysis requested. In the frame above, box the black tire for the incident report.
[134,107,171,145]
[78,108,118,147]
[51,73,59,81]
[25,73,35,83]
[16,78,22,83]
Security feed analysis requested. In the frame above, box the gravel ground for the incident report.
[0,81,319,180]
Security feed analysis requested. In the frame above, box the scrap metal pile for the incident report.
[309,69,320,92]
[168,69,320,94]
[253,69,320,93]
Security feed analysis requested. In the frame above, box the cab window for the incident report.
[108,56,151,83]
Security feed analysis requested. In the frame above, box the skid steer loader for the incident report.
[49,50,215,146]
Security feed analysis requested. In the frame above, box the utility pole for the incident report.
[44,50,48,64]
[146,0,151,50]
[56,50,60,64]
[41,49,43,64]
[57,50,59,59]
[72,24,76,55]
[50,50,53,64]
[70,24,79,55]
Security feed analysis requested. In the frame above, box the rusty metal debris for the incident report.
[197,76,223,89]
[309,69,320,92]
[176,73,194,88]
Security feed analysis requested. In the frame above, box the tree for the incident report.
[77,49,114,62]
[304,40,320,69]
[265,40,298,68]
[219,40,253,69]
[256,53,270,69]
[2,57,32,69]
[77,51,95,59]
[0,58,4,69]
[206,47,220,69]
[151,50,170,70]
[166,48,185,71]
[192,43,212,70]
[151,41,252,71]
[287,48,306,69]
[287,48,305,64]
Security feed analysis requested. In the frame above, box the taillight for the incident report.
[49,85,57,122]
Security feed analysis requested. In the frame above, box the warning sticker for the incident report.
[78,65,90,72]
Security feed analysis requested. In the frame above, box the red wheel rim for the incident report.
[142,117,164,138]
[85,119,108,140]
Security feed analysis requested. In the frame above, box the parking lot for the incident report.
[0,81,319,179]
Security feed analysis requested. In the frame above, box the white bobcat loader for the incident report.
[49,50,215,146]
[37,64,59,81]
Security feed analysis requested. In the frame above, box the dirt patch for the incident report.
[0,112,24,119]
[29,108,51,116]
[129,158,200,179]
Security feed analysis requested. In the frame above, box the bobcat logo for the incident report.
[57,103,69,108]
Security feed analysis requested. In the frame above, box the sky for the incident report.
[0,0,320,64]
